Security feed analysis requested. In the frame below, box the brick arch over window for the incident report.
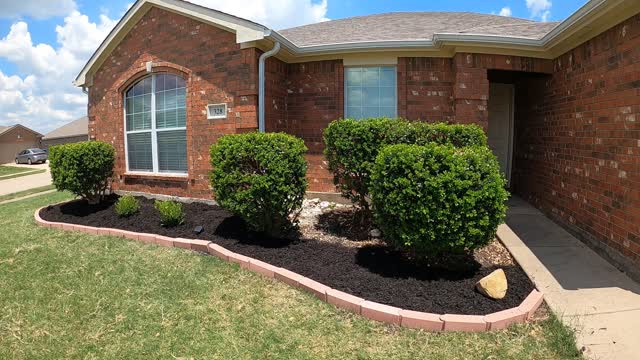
[117,62,192,94]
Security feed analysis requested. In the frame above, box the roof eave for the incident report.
[266,0,637,59]
[268,31,546,58]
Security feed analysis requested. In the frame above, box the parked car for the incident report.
[15,148,48,165]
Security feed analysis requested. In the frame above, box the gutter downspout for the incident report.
[258,42,280,132]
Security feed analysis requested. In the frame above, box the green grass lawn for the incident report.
[0,185,55,203]
[0,192,582,359]
[0,166,46,180]
[0,165,32,176]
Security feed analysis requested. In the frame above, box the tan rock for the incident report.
[476,269,508,300]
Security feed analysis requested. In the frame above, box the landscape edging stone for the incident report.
[34,206,544,332]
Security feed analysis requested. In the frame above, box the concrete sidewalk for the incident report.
[0,163,52,196]
[499,197,640,360]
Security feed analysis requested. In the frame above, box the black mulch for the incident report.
[40,195,535,315]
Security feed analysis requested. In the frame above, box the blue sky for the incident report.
[0,0,587,133]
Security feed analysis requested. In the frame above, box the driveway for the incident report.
[0,162,52,196]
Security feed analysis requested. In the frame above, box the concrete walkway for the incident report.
[499,197,640,360]
[0,163,52,196]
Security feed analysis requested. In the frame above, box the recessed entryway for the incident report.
[487,83,514,186]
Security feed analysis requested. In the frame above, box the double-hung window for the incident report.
[345,66,397,119]
[124,74,187,174]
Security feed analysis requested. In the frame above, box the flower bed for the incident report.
[37,195,543,331]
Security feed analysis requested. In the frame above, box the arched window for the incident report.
[124,73,187,174]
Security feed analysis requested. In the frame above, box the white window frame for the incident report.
[123,74,188,176]
[344,65,398,119]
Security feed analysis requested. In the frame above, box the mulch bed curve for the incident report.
[40,195,535,315]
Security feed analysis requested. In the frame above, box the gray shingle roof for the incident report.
[0,125,15,137]
[278,12,559,47]
[43,117,88,140]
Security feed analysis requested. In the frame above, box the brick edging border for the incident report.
[34,206,544,332]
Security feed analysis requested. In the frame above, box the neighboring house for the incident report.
[42,117,89,149]
[75,0,640,279]
[0,124,43,164]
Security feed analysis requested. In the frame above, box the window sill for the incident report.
[122,172,190,182]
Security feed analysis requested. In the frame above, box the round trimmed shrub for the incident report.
[210,132,308,237]
[323,118,487,210]
[323,118,400,210]
[154,200,184,227]
[49,141,115,204]
[115,195,139,218]
[371,143,509,256]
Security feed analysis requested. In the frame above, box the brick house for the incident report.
[75,0,640,279]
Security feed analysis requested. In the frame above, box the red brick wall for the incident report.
[264,59,344,192]
[264,56,288,133]
[397,57,455,122]
[513,14,640,272]
[284,60,344,154]
[262,55,551,192]
[89,7,259,199]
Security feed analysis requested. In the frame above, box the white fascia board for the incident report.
[432,33,542,47]
[74,0,269,87]
[539,0,607,46]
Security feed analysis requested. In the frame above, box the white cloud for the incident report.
[0,0,77,19]
[190,0,329,29]
[499,7,512,17]
[0,70,73,131]
[526,0,552,21]
[0,11,117,132]
[56,12,118,59]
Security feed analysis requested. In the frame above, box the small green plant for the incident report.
[154,200,184,227]
[210,132,308,237]
[370,143,509,257]
[115,195,139,218]
[48,141,115,204]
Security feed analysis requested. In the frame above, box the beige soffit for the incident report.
[74,0,640,87]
